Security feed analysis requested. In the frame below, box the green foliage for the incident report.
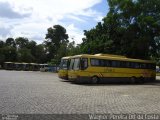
[17,48,35,63]
[6,38,16,48]
[2,1,160,66]
[0,40,5,48]
[48,59,59,66]
[45,25,69,61]
[35,44,47,63]
[67,41,81,56]
[0,24,81,66]
[81,0,160,60]
[0,37,46,65]
[15,37,29,49]
[44,25,82,64]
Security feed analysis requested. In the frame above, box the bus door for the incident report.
[69,58,80,80]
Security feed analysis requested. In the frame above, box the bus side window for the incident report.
[105,60,112,67]
[135,63,140,68]
[125,62,129,68]
[69,59,74,70]
[81,58,88,70]
[90,59,95,66]
[120,61,126,68]
[112,61,117,67]
[99,59,105,67]
[111,61,121,68]
[140,63,146,69]
[130,62,134,68]
[91,59,99,66]
[116,61,121,67]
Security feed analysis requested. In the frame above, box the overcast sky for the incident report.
[0,0,108,44]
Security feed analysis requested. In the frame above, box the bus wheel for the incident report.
[139,77,144,83]
[130,77,136,84]
[91,76,99,84]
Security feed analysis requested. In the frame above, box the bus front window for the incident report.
[60,59,68,70]
[73,58,80,70]
[69,59,74,70]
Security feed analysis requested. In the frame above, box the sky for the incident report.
[0,0,108,44]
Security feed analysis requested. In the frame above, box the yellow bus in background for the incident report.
[58,56,71,80]
[68,54,156,84]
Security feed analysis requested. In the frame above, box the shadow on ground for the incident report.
[61,79,160,86]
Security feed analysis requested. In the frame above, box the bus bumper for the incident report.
[58,75,68,80]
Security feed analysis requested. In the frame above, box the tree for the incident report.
[106,0,160,59]
[5,38,16,48]
[0,40,5,66]
[35,44,47,63]
[27,40,37,57]
[0,40,5,48]
[81,0,160,60]
[45,25,69,61]
[81,22,114,54]
[15,37,29,49]
[3,46,17,62]
[67,41,81,55]
[17,48,35,63]
[1,37,50,64]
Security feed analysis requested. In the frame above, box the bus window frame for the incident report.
[60,59,68,70]
[73,58,80,70]
[80,58,88,70]
[90,58,155,70]
[69,59,75,70]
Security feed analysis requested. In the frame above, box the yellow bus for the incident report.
[58,56,71,80]
[68,54,156,84]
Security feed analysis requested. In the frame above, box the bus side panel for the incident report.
[81,66,155,82]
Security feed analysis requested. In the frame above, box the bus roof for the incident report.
[4,62,13,63]
[39,64,48,65]
[71,54,154,63]
[14,62,23,64]
[62,56,72,59]
[21,63,29,64]
[30,63,39,65]
[94,54,126,58]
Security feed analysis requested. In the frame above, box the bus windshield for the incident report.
[69,58,88,70]
[69,58,80,70]
[60,59,69,70]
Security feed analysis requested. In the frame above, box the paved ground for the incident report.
[0,70,160,114]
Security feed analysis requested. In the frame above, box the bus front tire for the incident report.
[91,76,99,84]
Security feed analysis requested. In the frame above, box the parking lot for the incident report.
[0,70,160,114]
